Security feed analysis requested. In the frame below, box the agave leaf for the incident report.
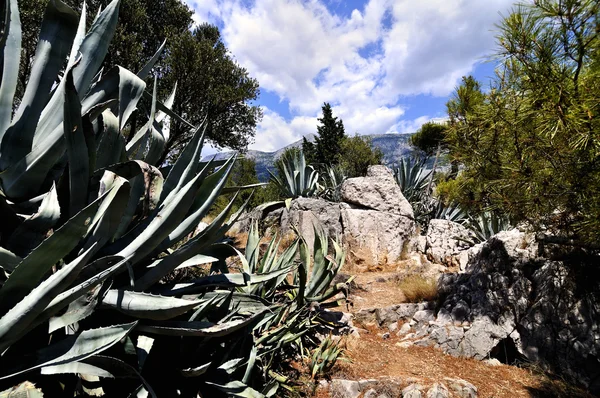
[64,68,90,216]
[155,155,235,252]
[81,173,130,252]
[80,66,146,132]
[48,284,103,333]
[133,193,244,291]
[159,122,205,203]
[180,362,211,377]
[0,322,136,380]
[66,0,87,70]
[143,90,194,130]
[136,310,266,337]
[34,0,121,147]
[100,290,200,320]
[137,39,166,80]
[0,244,98,351]
[155,266,294,297]
[0,247,21,273]
[0,0,78,169]
[0,0,21,140]
[136,335,153,371]
[5,183,60,257]
[0,190,112,311]
[155,82,177,123]
[206,381,265,398]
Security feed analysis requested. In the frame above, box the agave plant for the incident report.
[393,157,432,203]
[268,150,320,199]
[0,1,281,396]
[319,164,347,202]
[467,211,512,243]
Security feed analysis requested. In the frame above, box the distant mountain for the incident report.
[204,133,421,181]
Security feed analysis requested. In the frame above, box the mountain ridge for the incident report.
[204,133,417,181]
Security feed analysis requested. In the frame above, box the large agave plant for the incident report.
[268,150,320,199]
[0,1,271,396]
[393,157,432,203]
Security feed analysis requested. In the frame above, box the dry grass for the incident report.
[324,332,595,398]
[397,274,438,303]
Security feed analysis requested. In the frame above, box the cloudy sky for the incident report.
[183,0,516,153]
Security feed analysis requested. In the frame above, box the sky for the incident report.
[183,0,517,153]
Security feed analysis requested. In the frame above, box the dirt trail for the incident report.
[320,271,594,398]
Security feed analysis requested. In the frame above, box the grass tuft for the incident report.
[398,274,438,303]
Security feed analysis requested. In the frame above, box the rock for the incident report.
[426,229,600,394]
[388,322,399,333]
[355,308,377,325]
[342,208,414,265]
[363,389,379,398]
[413,310,435,323]
[426,383,449,398]
[341,165,414,217]
[402,383,423,398]
[425,219,476,265]
[397,323,412,336]
[382,332,390,340]
[483,358,502,366]
[396,341,414,348]
[374,303,431,327]
[330,379,361,398]
[444,378,478,398]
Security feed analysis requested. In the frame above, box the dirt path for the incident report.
[319,271,594,398]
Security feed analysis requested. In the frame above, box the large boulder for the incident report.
[236,166,416,265]
[341,165,414,218]
[414,229,600,393]
[340,165,415,264]
[425,219,476,266]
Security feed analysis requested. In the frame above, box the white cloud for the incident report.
[185,0,514,149]
[250,108,317,152]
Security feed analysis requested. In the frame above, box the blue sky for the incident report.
[184,0,516,153]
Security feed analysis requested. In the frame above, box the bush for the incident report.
[398,275,439,303]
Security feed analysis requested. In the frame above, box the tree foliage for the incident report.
[444,0,600,244]
[338,135,384,177]
[409,121,448,157]
[303,103,346,166]
[17,0,261,160]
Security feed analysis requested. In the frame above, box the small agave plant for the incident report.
[268,150,320,200]
[0,1,349,396]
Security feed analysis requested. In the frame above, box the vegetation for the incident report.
[303,103,346,167]
[397,275,438,303]
[268,150,320,200]
[444,0,600,245]
[19,0,262,160]
[339,135,384,178]
[409,121,448,157]
[0,2,347,396]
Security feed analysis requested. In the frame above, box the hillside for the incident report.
[204,133,417,181]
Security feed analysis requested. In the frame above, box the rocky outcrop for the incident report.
[235,165,416,265]
[398,229,600,393]
[340,165,414,218]
[328,378,476,398]
[425,219,476,266]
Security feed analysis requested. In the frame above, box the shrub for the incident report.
[398,275,439,303]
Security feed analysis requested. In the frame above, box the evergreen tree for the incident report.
[303,103,346,166]
[443,0,600,245]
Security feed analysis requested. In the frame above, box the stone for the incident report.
[396,341,414,348]
[330,379,361,398]
[402,383,423,398]
[388,322,399,333]
[413,310,435,323]
[363,389,379,398]
[355,308,377,325]
[341,165,414,217]
[444,378,478,398]
[342,208,414,265]
[426,383,449,398]
[382,332,390,340]
[483,358,502,366]
[425,219,476,265]
[397,323,412,336]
